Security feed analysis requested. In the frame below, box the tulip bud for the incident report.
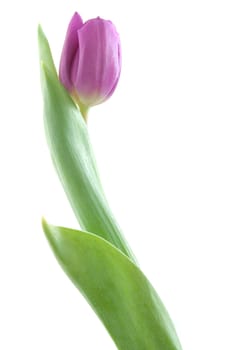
[59,12,121,112]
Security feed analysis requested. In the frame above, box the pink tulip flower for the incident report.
[59,12,121,108]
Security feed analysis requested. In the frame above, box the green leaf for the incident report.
[42,219,182,350]
[38,27,135,262]
[38,25,57,77]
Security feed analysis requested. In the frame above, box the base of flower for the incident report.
[71,91,89,122]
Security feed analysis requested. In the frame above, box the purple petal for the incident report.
[74,17,121,106]
[105,42,121,99]
[59,12,83,91]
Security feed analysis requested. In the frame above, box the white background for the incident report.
[0,0,232,349]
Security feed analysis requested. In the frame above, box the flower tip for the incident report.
[70,11,83,27]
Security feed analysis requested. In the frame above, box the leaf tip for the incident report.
[42,217,58,250]
[37,24,46,43]
[41,216,49,233]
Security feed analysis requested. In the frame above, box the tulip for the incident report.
[59,12,121,112]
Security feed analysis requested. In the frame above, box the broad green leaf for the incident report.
[42,219,182,350]
[38,27,135,262]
